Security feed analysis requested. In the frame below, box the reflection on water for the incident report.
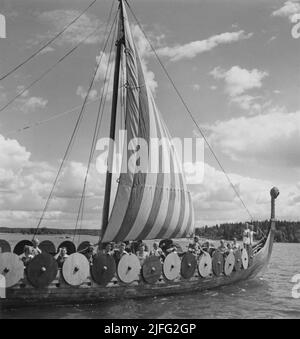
[1,243,300,319]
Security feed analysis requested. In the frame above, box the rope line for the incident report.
[0,0,98,81]
[0,25,103,115]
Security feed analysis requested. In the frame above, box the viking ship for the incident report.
[0,0,280,309]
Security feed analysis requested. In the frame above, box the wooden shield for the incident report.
[91,254,116,286]
[234,250,242,272]
[163,252,181,281]
[212,250,224,277]
[39,240,56,255]
[27,253,58,288]
[142,256,162,284]
[13,240,33,256]
[77,241,91,254]
[181,252,197,279]
[62,253,90,286]
[198,252,212,278]
[241,248,249,270]
[0,239,11,253]
[58,241,76,255]
[224,252,235,276]
[117,254,141,284]
[248,247,254,267]
[0,253,24,287]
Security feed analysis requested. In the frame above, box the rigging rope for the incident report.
[125,0,254,222]
[33,7,118,240]
[0,0,98,81]
[0,25,102,115]
[4,97,100,137]
[73,15,117,244]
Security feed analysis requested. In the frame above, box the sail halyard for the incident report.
[102,1,195,243]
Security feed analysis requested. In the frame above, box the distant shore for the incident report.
[1,221,300,243]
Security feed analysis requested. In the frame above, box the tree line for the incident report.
[195,220,300,243]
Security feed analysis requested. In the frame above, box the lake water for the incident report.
[1,242,300,319]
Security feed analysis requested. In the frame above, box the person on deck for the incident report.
[232,238,240,251]
[243,223,251,251]
[113,242,128,264]
[55,247,69,269]
[31,238,42,257]
[150,242,165,260]
[21,245,34,266]
[218,240,227,254]
[136,243,149,265]
[249,225,257,247]
[102,243,114,256]
[190,236,202,255]
[85,245,96,264]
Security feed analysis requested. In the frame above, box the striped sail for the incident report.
[102,3,194,243]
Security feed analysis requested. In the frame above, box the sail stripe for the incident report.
[159,121,184,239]
[124,85,159,241]
[136,95,165,240]
[111,52,150,243]
[146,103,172,240]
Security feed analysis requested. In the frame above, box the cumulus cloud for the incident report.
[76,86,98,100]
[0,134,104,228]
[204,109,300,167]
[210,66,268,112]
[11,86,48,113]
[157,31,253,62]
[272,1,300,22]
[189,162,299,226]
[37,10,101,46]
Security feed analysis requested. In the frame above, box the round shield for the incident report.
[62,253,90,286]
[181,252,197,279]
[13,240,33,256]
[39,240,56,255]
[27,253,58,288]
[77,241,91,254]
[142,256,162,284]
[248,247,254,267]
[212,250,224,277]
[241,248,249,270]
[0,239,11,253]
[198,252,212,278]
[234,250,242,272]
[117,254,141,284]
[224,252,235,276]
[58,241,76,255]
[0,253,24,287]
[91,254,116,286]
[163,252,181,281]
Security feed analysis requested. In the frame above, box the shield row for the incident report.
[0,248,251,289]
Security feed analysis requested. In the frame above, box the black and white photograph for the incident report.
[0,0,300,322]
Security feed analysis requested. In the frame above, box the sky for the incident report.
[0,0,300,231]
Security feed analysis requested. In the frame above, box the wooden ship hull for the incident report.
[0,218,276,310]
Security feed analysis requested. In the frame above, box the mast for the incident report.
[100,0,125,242]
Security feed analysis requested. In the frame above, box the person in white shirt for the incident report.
[249,225,257,246]
[243,223,251,250]
[136,244,149,266]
